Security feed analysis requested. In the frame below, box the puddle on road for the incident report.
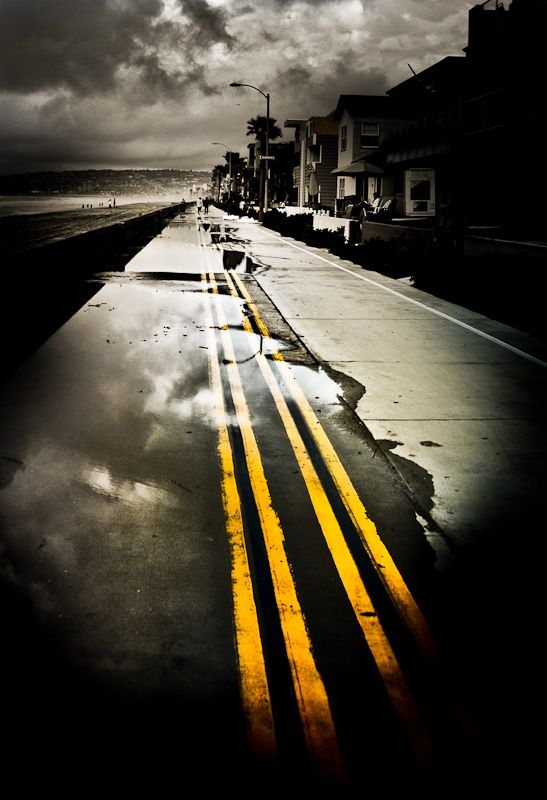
[3,212,433,695]
[0,275,342,679]
[125,215,251,274]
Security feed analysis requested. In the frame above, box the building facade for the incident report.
[376,0,547,230]
[331,95,410,214]
[285,114,339,210]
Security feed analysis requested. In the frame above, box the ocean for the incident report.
[0,192,183,216]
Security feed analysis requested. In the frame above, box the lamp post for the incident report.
[229,82,270,219]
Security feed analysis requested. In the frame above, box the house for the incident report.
[376,0,547,231]
[331,95,410,214]
[383,57,466,218]
[283,119,307,206]
[461,0,546,230]
[284,113,339,210]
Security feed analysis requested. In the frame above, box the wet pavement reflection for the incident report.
[125,214,248,274]
[0,212,352,695]
[0,210,444,791]
[0,280,229,687]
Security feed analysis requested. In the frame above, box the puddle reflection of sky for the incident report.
[0,243,347,684]
[125,218,247,273]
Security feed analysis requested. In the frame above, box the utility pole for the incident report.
[230,82,271,221]
[264,92,270,217]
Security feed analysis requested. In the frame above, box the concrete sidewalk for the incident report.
[229,214,547,571]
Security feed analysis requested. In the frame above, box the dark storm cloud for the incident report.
[0,0,163,94]
[276,61,389,116]
[0,0,473,173]
[177,0,234,46]
[0,0,233,98]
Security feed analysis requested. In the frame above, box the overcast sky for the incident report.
[0,0,475,174]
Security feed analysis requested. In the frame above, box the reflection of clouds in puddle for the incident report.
[143,371,217,430]
[1,444,180,568]
[77,283,220,434]
[283,364,343,405]
[0,274,238,666]
[0,438,186,629]
[125,226,225,273]
[85,465,176,507]
[2,443,80,564]
[85,282,206,340]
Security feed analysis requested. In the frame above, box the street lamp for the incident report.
[212,142,232,201]
[229,82,270,218]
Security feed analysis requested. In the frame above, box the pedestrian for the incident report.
[196,196,203,214]
[203,197,209,214]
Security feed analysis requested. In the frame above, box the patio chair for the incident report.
[364,197,396,221]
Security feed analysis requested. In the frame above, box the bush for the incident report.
[263,209,313,239]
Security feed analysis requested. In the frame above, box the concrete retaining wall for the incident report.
[19,203,184,275]
[362,219,431,247]
[464,234,547,261]
[2,202,184,379]
[361,218,547,263]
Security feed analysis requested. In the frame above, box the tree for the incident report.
[246,115,283,149]
[210,163,227,203]
[246,116,282,214]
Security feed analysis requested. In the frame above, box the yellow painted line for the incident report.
[196,245,276,759]
[206,264,346,782]
[223,270,434,766]
[230,269,438,665]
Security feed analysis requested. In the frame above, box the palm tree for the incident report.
[246,116,282,213]
[246,115,282,149]
[211,163,227,203]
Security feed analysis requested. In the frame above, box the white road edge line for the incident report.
[257,227,547,369]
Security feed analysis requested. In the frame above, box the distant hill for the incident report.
[0,169,211,196]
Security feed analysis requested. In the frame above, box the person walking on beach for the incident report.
[196,196,203,214]
[203,197,209,215]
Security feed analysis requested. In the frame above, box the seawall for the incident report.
[1,201,187,380]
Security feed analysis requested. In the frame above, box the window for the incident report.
[339,178,345,198]
[360,122,379,148]
[464,89,506,134]
[341,125,347,152]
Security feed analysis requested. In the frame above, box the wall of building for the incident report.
[315,135,338,209]
[337,110,355,167]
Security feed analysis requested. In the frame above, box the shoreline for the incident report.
[0,193,185,217]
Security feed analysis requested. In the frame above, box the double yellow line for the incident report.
[196,223,439,777]
[198,228,344,780]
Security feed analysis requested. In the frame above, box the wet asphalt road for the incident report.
[0,211,535,795]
